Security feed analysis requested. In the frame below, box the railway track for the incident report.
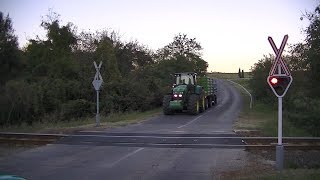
[0,132,67,145]
[1,132,320,150]
[242,137,320,150]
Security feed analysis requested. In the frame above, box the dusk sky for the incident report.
[1,0,318,72]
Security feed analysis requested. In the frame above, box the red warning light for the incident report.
[271,77,278,84]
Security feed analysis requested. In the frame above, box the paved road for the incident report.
[0,80,250,180]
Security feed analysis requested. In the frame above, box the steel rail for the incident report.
[1,132,320,150]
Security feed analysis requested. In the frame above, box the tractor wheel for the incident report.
[188,94,200,115]
[205,98,209,110]
[208,96,212,108]
[163,95,173,115]
[199,96,205,112]
[213,95,217,105]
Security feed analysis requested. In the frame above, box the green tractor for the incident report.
[163,72,217,115]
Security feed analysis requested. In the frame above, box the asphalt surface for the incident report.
[0,79,250,180]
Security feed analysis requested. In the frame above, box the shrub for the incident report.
[60,99,94,120]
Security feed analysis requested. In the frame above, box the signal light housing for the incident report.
[267,75,292,97]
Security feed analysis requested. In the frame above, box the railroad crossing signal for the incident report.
[92,61,103,127]
[267,35,292,98]
[267,35,293,171]
[92,61,103,91]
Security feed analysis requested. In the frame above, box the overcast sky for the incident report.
[1,0,319,72]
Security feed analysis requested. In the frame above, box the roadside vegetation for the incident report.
[256,169,320,180]
[249,5,320,137]
[0,108,161,133]
[0,10,207,130]
[231,78,311,137]
[231,4,320,137]
[221,168,320,180]
[225,4,320,178]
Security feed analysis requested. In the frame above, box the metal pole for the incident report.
[96,90,100,126]
[278,97,282,145]
[276,97,284,170]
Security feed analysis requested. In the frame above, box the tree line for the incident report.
[249,4,320,136]
[0,11,208,126]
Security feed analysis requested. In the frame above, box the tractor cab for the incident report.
[174,72,197,86]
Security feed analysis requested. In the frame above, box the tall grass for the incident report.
[0,108,161,133]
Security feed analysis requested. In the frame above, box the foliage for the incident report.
[60,99,94,121]
[0,12,208,126]
[304,5,320,95]
[0,12,22,85]
[249,55,275,102]
[249,4,320,136]
[156,33,208,76]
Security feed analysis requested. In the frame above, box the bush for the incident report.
[286,98,320,136]
[248,55,275,103]
[1,80,36,125]
[103,78,160,114]
[60,99,94,120]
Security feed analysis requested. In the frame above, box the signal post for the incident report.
[267,35,293,170]
[92,61,103,127]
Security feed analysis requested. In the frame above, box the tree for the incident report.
[249,55,274,102]
[156,33,208,75]
[303,4,320,95]
[40,11,77,56]
[241,70,245,78]
[165,33,202,58]
[248,4,320,136]
[0,12,21,84]
[238,68,241,78]
[95,34,121,82]
[0,10,213,125]
[24,12,78,80]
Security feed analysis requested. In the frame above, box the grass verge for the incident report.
[222,168,320,180]
[230,79,310,137]
[226,79,319,179]
[0,108,162,134]
[257,169,320,180]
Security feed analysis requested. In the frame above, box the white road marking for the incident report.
[210,131,228,133]
[227,79,253,109]
[108,147,144,168]
[177,115,203,129]
[79,130,106,133]
[170,130,186,133]
[82,141,94,144]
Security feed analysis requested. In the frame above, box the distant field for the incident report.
[207,72,252,79]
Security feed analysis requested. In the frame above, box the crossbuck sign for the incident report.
[92,61,103,90]
[92,61,103,126]
[267,35,292,98]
